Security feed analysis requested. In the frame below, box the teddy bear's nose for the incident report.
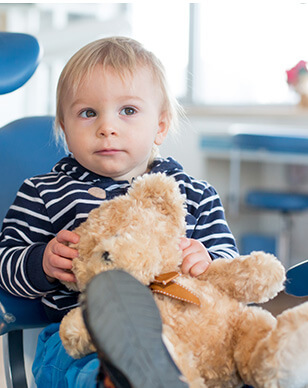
[102,251,112,262]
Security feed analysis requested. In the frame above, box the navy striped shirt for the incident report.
[0,155,238,320]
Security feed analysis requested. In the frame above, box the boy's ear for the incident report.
[60,121,65,132]
[59,121,72,152]
[154,112,169,145]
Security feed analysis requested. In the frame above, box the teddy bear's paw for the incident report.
[243,251,286,303]
[60,324,96,359]
[62,329,96,359]
[59,308,96,359]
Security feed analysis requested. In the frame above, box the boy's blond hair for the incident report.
[55,36,183,151]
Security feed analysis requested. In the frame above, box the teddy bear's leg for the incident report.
[234,302,308,388]
[162,324,208,388]
[59,306,96,358]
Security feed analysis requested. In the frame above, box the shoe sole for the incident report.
[82,270,188,388]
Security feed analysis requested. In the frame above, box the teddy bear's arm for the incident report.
[198,251,286,303]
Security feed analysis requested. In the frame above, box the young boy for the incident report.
[0,37,238,387]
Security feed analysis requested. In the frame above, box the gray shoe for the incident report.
[82,270,188,388]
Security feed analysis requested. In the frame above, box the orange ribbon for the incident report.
[149,271,201,307]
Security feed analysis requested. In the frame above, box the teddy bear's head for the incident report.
[64,173,187,292]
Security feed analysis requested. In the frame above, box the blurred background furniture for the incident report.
[0,31,65,388]
[234,133,308,268]
[200,128,308,268]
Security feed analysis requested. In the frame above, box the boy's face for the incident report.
[61,65,168,181]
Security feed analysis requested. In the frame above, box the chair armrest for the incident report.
[285,259,308,297]
[0,288,50,335]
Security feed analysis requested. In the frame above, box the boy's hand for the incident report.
[43,230,79,283]
[180,237,212,277]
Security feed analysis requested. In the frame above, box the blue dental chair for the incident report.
[1,32,308,388]
[0,32,65,388]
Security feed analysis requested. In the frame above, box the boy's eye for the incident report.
[80,109,96,118]
[120,107,136,116]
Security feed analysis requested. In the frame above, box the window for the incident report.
[192,1,308,105]
[130,3,189,100]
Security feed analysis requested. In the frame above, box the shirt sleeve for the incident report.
[186,183,239,260]
[0,179,59,298]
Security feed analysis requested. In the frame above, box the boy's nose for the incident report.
[96,118,117,137]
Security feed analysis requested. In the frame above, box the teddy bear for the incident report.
[59,172,308,388]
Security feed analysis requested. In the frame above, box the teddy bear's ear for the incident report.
[129,173,186,221]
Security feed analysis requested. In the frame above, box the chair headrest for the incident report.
[0,32,41,95]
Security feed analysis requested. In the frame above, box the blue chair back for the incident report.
[0,116,66,224]
[0,32,41,94]
[0,114,66,335]
[0,31,66,388]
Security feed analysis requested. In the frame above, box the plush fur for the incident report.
[59,173,308,388]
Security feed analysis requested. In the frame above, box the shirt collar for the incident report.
[52,154,183,186]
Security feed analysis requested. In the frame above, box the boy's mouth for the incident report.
[95,149,121,155]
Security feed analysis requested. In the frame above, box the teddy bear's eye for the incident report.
[102,251,111,262]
